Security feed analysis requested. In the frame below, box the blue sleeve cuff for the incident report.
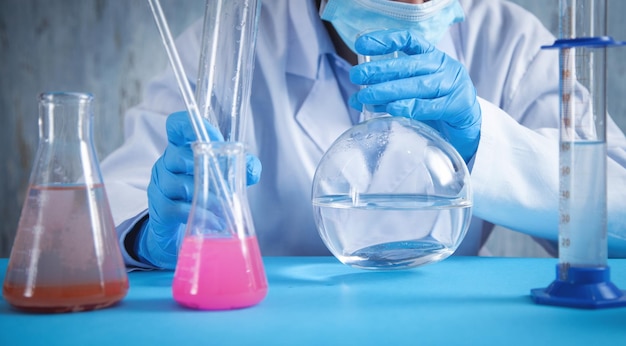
[115,210,160,271]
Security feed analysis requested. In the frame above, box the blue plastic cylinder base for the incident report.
[531,265,626,309]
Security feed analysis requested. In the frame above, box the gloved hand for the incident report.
[135,111,262,269]
[349,29,482,163]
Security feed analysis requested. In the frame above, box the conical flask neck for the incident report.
[33,92,101,186]
[38,92,94,143]
[188,141,254,239]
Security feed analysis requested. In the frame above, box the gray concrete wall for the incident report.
[0,0,624,257]
[0,0,205,257]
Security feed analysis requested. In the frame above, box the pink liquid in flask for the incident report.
[172,235,268,310]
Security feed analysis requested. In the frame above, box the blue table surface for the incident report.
[1,256,626,345]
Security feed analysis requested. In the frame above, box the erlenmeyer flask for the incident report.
[2,92,129,313]
[172,141,267,310]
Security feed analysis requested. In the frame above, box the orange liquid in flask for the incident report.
[3,184,129,313]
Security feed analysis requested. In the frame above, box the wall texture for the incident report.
[0,0,205,257]
[0,0,624,257]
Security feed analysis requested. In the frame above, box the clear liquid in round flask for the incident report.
[312,115,472,270]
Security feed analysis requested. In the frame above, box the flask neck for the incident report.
[38,92,94,143]
[360,108,391,121]
[33,92,101,186]
[189,141,254,238]
[193,141,247,194]
[357,49,398,122]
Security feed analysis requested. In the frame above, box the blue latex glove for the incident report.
[349,29,481,163]
[135,111,262,269]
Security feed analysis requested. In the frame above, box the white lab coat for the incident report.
[101,0,626,268]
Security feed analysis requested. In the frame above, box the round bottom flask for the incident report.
[312,116,472,270]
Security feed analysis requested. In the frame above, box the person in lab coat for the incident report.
[100,0,626,269]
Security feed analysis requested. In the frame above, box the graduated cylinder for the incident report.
[556,0,609,269]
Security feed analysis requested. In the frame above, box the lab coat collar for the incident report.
[294,53,354,153]
[286,0,336,79]
[282,0,352,153]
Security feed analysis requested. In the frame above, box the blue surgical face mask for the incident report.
[320,0,465,52]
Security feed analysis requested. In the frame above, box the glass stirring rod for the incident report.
[147,0,211,143]
[146,0,235,226]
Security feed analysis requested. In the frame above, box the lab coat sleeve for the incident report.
[468,44,626,257]
[471,98,560,241]
[100,21,203,268]
[472,98,626,257]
